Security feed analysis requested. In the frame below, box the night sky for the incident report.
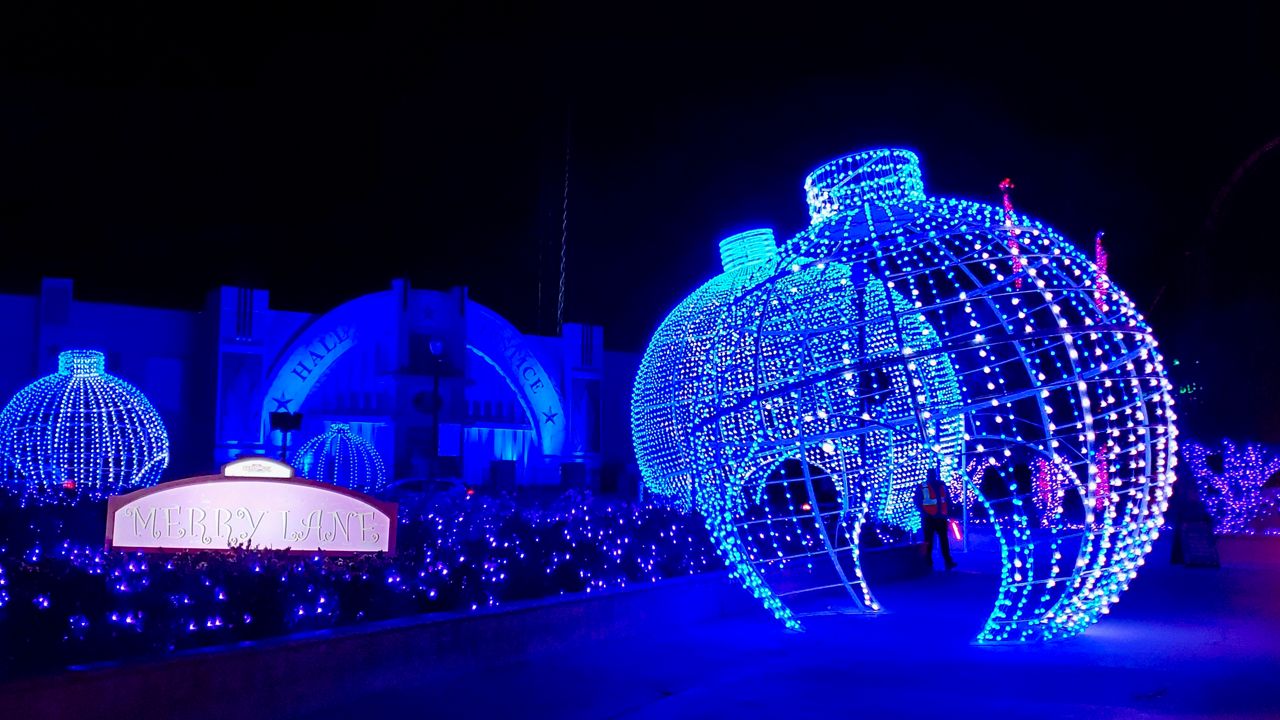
[1,3,1277,441]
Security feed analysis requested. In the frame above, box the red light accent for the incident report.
[1095,448,1109,513]
[62,480,76,490]
[466,488,475,496]
[999,178,1023,289]
[800,502,812,512]
[1094,231,1109,313]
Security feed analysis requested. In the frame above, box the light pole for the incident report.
[269,411,303,464]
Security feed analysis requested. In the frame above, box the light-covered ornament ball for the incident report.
[0,350,169,505]
[633,148,1178,642]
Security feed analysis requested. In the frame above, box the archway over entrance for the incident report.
[257,290,566,464]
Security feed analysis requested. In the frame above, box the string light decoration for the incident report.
[293,423,388,495]
[1000,178,1024,290]
[1094,231,1109,313]
[1031,456,1068,528]
[633,148,1179,642]
[0,493,715,672]
[0,350,169,506]
[1182,439,1280,535]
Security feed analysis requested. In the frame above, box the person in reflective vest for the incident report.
[917,467,957,570]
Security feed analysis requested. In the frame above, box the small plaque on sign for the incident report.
[223,457,295,478]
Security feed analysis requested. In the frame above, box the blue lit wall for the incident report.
[0,277,638,494]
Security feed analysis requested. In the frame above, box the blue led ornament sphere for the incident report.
[0,350,169,505]
[633,227,965,626]
[633,148,1178,642]
[293,422,387,495]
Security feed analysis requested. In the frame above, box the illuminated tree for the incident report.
[1183,439,1280,535]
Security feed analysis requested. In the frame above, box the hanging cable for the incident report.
[557,113,570,335]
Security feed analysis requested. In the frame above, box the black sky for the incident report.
[1,2,1277,440]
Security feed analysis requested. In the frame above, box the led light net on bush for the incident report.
[1183,439,1280,535]
[632,148,1178,642]
[0,350,169,505]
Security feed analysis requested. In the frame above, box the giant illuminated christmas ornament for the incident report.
[293,422,387,495]
[632,148,1179,642]
[0,350,169,505]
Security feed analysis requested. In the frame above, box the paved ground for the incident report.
[313,532,1280,720]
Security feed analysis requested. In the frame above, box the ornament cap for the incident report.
[58,350,106,377]
[804,148,925,223]
[718,229,778,272]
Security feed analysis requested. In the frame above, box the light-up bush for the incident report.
[633,148,1179,642]
[0,350,169,505]
[294,422,387,495]
[1183,439,1280,535]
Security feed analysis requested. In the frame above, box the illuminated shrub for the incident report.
[1183,439,1280,535]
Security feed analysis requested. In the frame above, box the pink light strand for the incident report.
[1000,178,1023,290]
[1094,231,1109,313]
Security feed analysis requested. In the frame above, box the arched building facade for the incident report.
[0,278,639,492]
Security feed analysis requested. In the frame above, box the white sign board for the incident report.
[107,462,396,555]
[222,456,295,479]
